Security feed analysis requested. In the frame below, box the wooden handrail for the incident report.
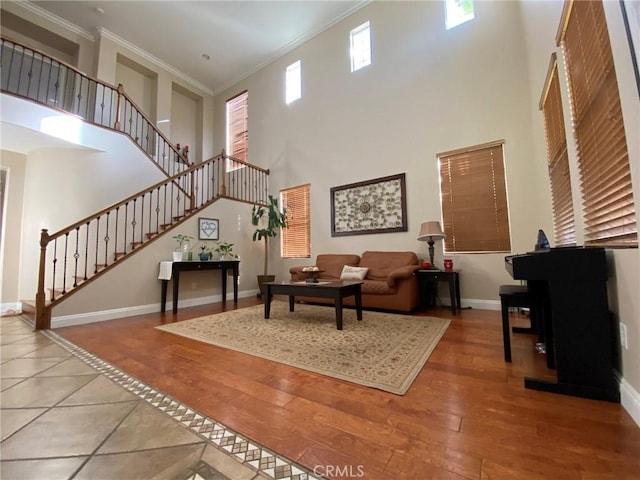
[0,37,274,329]
[34,152,270,329]
[0,36,190,175]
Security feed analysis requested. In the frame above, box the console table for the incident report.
[415,269,461,315]
[160,260,240,314]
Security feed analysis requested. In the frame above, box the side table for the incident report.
[416,269,461,315]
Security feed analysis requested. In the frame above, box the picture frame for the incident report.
[330,173,408,237]
[198,218,219,240]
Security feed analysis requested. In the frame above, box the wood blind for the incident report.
[438,141,511,253]
[539,53,576,247]
[226,90,248,162]
[558,0,637,247]
[281,184,310,258]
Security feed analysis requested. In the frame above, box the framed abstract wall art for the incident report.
[330,173,408,237]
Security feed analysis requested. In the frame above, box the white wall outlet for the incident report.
[619,322,628,350]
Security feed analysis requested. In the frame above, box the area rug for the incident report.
[155,302,450,395]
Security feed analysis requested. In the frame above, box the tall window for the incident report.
[226,90,248,162]
[350,21,371,72]
[539,53,576,247]
[445,0,475,30]
[558,0,636,246]
[438,141,511,252]
[285,60,301,104]
[281,184,310,258]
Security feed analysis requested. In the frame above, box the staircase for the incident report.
[1,37,270,330]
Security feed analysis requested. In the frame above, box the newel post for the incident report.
[219,149,227,196]
[113,83,124,130]
[35,229,50,330]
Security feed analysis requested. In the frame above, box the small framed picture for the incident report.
[198,218,219,240]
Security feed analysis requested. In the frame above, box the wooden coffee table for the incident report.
[263,280,363,330]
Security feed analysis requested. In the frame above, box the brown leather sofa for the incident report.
[289,251,421,312]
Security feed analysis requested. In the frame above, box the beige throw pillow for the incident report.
[340,265,368,280]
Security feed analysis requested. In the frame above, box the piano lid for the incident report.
[505,247,607,282]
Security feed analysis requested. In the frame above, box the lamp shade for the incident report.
[417,221,445,241]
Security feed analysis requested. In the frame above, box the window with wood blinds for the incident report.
[557,0,637,247]
[438,141,511,253]
[281,184,310,258]
[539,53,576,247]
[225,90,248,163]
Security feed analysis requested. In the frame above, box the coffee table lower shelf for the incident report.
[263,281,363,330]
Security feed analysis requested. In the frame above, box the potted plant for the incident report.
[172,234,194,261]
[251,194,288,296]
[213,241,236,260]
[198,242,212,261]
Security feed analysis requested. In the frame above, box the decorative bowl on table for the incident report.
[301,266,324,283]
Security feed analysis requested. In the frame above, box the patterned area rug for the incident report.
[156,302,450,395]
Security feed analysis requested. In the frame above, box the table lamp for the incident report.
[417,221,445,268]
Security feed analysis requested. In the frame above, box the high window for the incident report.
[558,0,636,247]
[285,60,301,104]
[281,184,311,258]
[225,90,248,162]
[438,141,511,252]
[539,53,576,247]
[350,21,371,72]
[445,0,475,30]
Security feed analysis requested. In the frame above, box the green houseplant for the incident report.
[172,234,194,261]
[251,195,288,295]
[213,241,236,260]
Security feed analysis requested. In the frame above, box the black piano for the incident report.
[505,247,619,402]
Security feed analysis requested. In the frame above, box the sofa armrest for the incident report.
[387,265,421,287]
[289,265,306,275]
[289,265,308,281]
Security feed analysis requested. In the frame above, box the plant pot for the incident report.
[257,274,275,298]
[172,251,183,262]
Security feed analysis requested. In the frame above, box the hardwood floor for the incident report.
[55,298,640,479]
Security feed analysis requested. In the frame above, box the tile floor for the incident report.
[0,315,321,480]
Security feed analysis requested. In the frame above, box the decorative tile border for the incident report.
[39,327,322,480]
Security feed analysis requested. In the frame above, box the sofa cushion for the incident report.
[340,265,369,280]
[359,251,419,280]
[362,280,395,295]
[316,254,361,279]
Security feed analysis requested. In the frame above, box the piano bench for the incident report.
[499,284,539,362]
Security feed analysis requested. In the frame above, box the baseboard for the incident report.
[439,298,501,311]
[619,375,640,427]
[0,302,22,316]
[50,289,260,328]
[47,295,501,327]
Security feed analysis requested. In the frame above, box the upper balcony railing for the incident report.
[0,37,190,176]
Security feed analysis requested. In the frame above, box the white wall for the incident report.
[1,95,168,301]
[211,0,640,416]
[116,57,156,121]
[0,151,26,312]
[170,86,198,160]
[213,1,550,303]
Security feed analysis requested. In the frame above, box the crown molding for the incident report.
[16,1,94,41]
[97,28,214,96]
[212,0,370,95]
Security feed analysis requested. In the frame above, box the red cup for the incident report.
[422,261,431,269]
[443,259,453,270]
